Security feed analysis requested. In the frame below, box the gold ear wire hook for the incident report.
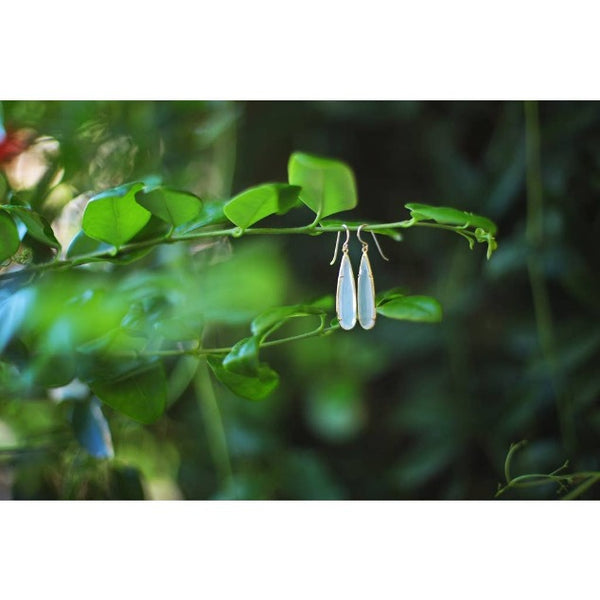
[357,224,389,261]
[330,231,341,265]
[330,224,351,265]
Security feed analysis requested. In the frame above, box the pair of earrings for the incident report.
[330,224,389,330]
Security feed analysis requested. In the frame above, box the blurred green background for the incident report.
[1,100,599,499]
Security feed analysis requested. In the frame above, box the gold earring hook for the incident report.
[357,224,389,261]
[330,224,351,265]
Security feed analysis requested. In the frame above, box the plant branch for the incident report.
[0,218,490,282]
[496,439,600,499]
[115,323,339,361]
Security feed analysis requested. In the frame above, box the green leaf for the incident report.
[82,182,151,248]
[29,318,77,388]
[405,202,497,235]
[0,209,20,262]
[91,363,167,424]
[251,304,326,338]
[222,336,261,376]
[376,287,410,305]
[4,205,61,249]
[77,328,147,357]
[320,219,402,241]
[208,356,279,401]
[224,183,301,229]
[30,352,77,388]
[153,314,204,342]
[71,397,114,459]
[66,230,109,258]
[128,214,171,242]
[136,187,203,227]
[377,295,442,322]
[174,200,229,234]
[288,152,357,219]
[309,294,335,312]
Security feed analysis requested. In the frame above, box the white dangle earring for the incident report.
[330,224,357,330]
[356,224,389,330]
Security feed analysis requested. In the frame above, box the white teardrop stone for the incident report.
[337,252,357,330]
[358,252,376,329]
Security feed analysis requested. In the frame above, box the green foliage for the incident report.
[406,202,497,234]
[174,200,228,234]
[288,152,357,218]
[224,183,300,229]
[4,205,61,250]
[208,355,279,401]
[496,441,600,500]
[0,147,493,453]
[90,364,167,424]
[1,100,526,500]
[251,304,328,338]
[222,336,261,376]
[136,187,203,227]
[406,202,498,259]
[66,230,110,258]
[0,209,20,261]
[376,294,443,323]
[82,182,150,248]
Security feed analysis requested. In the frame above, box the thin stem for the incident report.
[504,440,528,484]
[497,473,564,495]
[562,474,600,500]
[496,468,600,499]
[496,440,600,499]
[194,356,234,493]
[0,219,485,282]
[524,101,575,454]
[117,323,338,361]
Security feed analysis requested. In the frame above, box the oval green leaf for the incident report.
[30,352,77,388]
[66,230,109,258]
[222,336,260,376]
[377,295,442,323]
[136,187,203,227]
[375,287,410,305]
[175,200,229,234]
[309,294,335,312]
[91,363,167,424]
[251,305,326,338]
[0,209,20,262]
[406,202,497,235]
[224,183,301,229]
[208,356,279,401]
[288,152,357,219]
[5,205,61,249]
[82,182,151,248]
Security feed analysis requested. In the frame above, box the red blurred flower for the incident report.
[0,128,35,164]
